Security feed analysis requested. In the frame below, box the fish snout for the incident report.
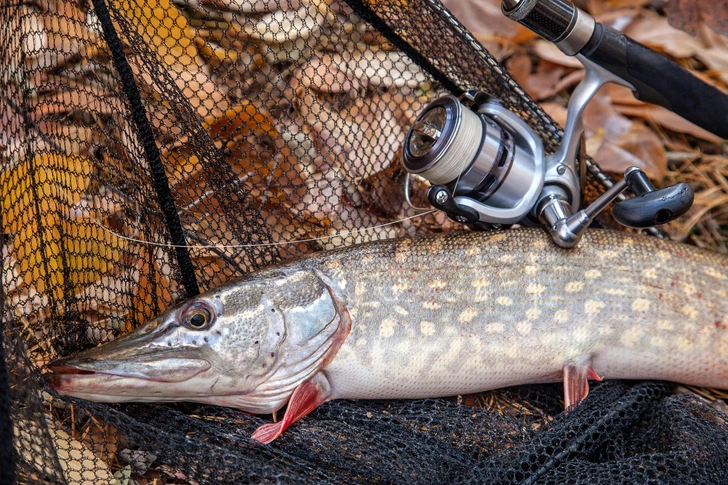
[46,348,213,393]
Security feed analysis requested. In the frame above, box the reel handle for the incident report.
[538,167,692,247]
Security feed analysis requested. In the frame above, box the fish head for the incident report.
[48,266,350,413]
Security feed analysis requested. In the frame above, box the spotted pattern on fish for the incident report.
[49,228,728,442]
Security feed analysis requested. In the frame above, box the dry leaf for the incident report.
[623,13,705,58]
[243,1,330,44]
[605,84,724,143]
[526,62,565,100]
[47,418,115,485]
[583,92,667,178]
[201,101,280,182]
[297,53,363,93]
[697,24,728,49]
[1,154,127,301]
[695,46,728,85]
[114,0,198,72]
[588,0,650,12]
[531,40,583,68]
[539,101,568,127]
[616,104,724,144]
[349,155,405,218]
[348,48,427,90]
[527,61,583,101]
[664,0,728,37]
[199,0,304,14]
[24,4,97,72]
[505,51,532,91]
[31,88,125,119]
[133,245,177,329]
[441,0,519,41]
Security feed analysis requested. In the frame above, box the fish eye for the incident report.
[182,302,215,330]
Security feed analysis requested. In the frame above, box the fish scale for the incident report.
[321,229,728,400]
[48,228,728,443]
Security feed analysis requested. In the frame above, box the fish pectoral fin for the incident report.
[563,361,603,410]
[251,371,333,444]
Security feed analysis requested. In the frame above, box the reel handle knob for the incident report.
[612,182,694,229]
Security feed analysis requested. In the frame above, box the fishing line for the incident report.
[418,105,482,185]
[92,210,438,249]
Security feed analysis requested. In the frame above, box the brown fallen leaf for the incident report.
[46,417,115,485]
[113,0,198,72]
[201,101,281,182]
[539,101,568,127]
[587,0,651,12]
[24,4,97,73]
[526,61,565,100]
[605,84,724,143]
[525,61,584,101]
[31,88,125,120]
[133,244,177,327]
[349,153,406,218]
[504,51,532,89]
[582,91,667,179]
[664,0,728,38]
[441,0,519,41]
[697,24,728,49]
[695,45,728,85]
[296,52,363,94]
[616,104,724,144]
[198,0,305,14]
[531,40,583,69]
[623,12,705,59]
[1,154,127,301]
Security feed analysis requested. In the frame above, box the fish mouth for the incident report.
[46,349,213,401]
[48,364,96,376]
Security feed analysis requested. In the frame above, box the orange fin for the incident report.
[563,362,603,410]
[251,372,332,444]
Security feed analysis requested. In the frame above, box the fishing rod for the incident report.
[401,0,728,248]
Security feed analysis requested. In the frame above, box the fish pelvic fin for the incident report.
[251,371,332,444]
[563,360,603,410]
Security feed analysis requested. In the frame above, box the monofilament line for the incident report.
[93,210,438,249]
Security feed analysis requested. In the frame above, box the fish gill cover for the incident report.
[1,0,727,484]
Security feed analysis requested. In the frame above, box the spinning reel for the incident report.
[400,0,728,248]
[402,89,690,248]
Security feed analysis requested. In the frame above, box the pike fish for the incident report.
[48,229,728,443]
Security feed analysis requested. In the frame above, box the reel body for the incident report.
[403,95,544,226]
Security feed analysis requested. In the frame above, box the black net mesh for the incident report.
[1,0,726,484]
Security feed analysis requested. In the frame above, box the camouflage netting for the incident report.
[1,0,727,484]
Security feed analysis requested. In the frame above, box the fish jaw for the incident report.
[47,351,213,403]
[47,368,200,404]
[46,358,291,412]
